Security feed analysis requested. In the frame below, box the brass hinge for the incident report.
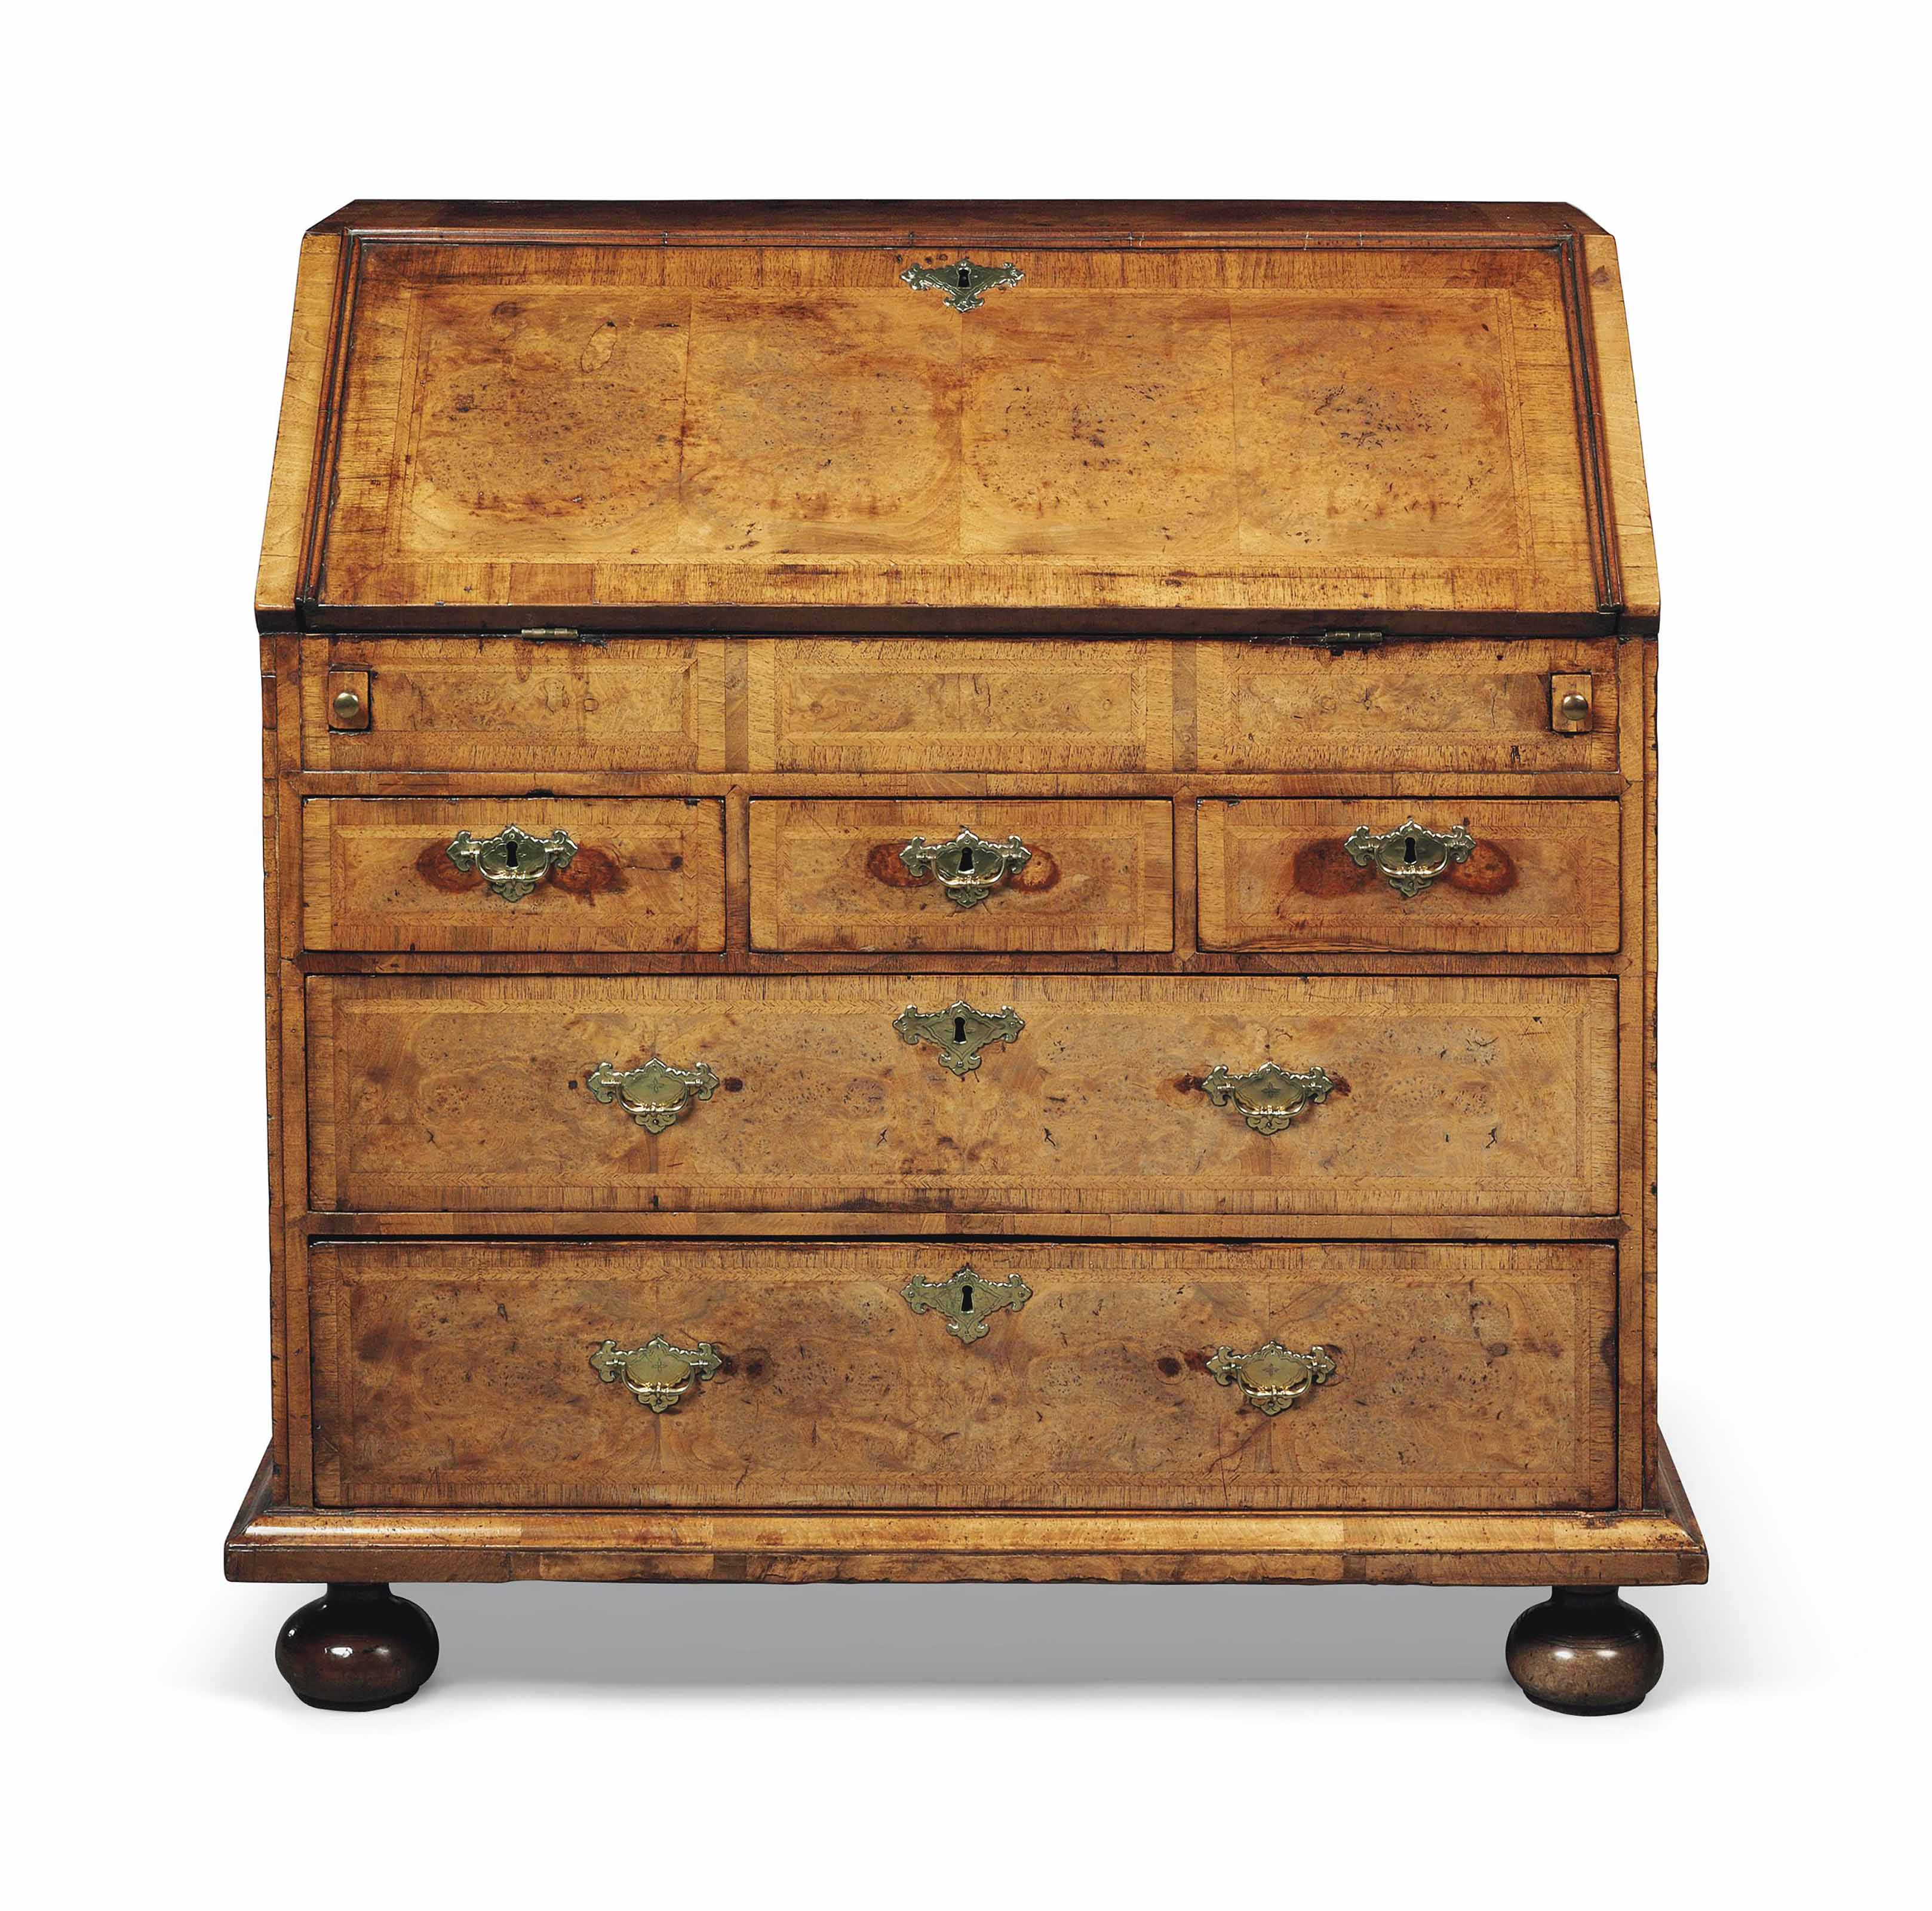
[517,627,607,647]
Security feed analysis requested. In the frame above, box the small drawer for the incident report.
[306,972,1618,1216]
[309,1239,1615,1511]
[302,637,726,771]
[1197,798,1620,953]
[749,799,1173,951]
[301,799,724,953]
[1196,639,1619,773]
[748,638,1174,772]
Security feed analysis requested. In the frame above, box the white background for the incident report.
[10,4,1921,1902]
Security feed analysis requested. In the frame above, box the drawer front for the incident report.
[310,1240,1616,1511]
[301,800,725,953]
[750,799,1173,951]
[748,639,1174,772]
[307,974,1617,1215]
[1196,639,1618,773]
[1198,799,1620,953]
[304,637,726,770]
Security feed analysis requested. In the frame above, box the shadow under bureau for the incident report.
[232,199,1704,1713]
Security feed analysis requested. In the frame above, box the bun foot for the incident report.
[1506,1586,1663,1715]
[275,1584,440,1711]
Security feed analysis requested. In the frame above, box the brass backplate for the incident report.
[899,257,1024,312]
[901,1264,1034,1344]
[1341,818,1475,899]
[1200,1062,1335,1135]
[892,1000,1024,1076]
[446,822,578,901]
[586,1056,719,1133]
[1207,1342,1337,1415]
[590,1335,723,1413]
[899,827,1031,908]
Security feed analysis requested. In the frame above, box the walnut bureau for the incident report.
[231,200,1705,1713]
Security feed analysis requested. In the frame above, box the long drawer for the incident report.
[302,798,726,953]
[309,1240,1617,1510]
[306,973,1618,1215]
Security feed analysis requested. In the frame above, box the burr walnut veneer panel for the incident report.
[302,798,726,953]
[1197,799,1620,953]
[306,973,1618,1216]
[749,799,1173,952]
[312,242,1602,622]
[303,637,727,771]
[309,1240,1616,1511]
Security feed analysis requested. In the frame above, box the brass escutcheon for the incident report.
[446,823,578,902]
[901,1264,1033,1344]
[590,1335,723,1413]
[1199,1062,1335,1136]
[893,1000,1024,1077]
[1341,818,1475,899]
[899,827,1032,908]
[586,1056,719,1133]
[1207,1341,1337,1415]
[899,257,1024,312]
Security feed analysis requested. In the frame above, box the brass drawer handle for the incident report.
[1200,1062,1335,1135]
[893,1000,1024,1077]
[902,1262,1033,1344]
[447,824,578,902]
[899,826,1032,908]
[1343,817,1474,898]
[586,1057,718,1133]
[591,1335,723,1414]
[1208,1341,1337,1415]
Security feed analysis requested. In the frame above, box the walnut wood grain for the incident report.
[305,973,1618,1217]
[301,637,726,772]
[226,1441,1707,1592]
[293,234,1612,625]
[748,799,1173,952]
[746,638,1176,773]
[1197,798,1620,953]
[308,1240,1614,1511]
[257,232,343,626]
[1196,639,1620,774]
[243,203,1694,1658]
[302,798,725,953]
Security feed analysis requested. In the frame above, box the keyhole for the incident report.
[959,846,974,873]
[954,1016,967,1043]
[957,267,971,288]
[1403,836,1417,865]
[960,1285,974,1312]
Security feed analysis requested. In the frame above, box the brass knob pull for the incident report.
[1342,818,1475,898]
[1200,1062,1335,1135]
[899,827,1032,908]
[446,824,578,902]
[590,1335,723,1413]
[1208,1341,1337,1415]
[1559,692,1591,720]
[901,1263,1033,1344]
[331,688,363,722]
[893,1000,1024,1077]
[586,1057,719,1133]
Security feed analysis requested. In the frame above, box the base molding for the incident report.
[228,1440,1707,1589]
